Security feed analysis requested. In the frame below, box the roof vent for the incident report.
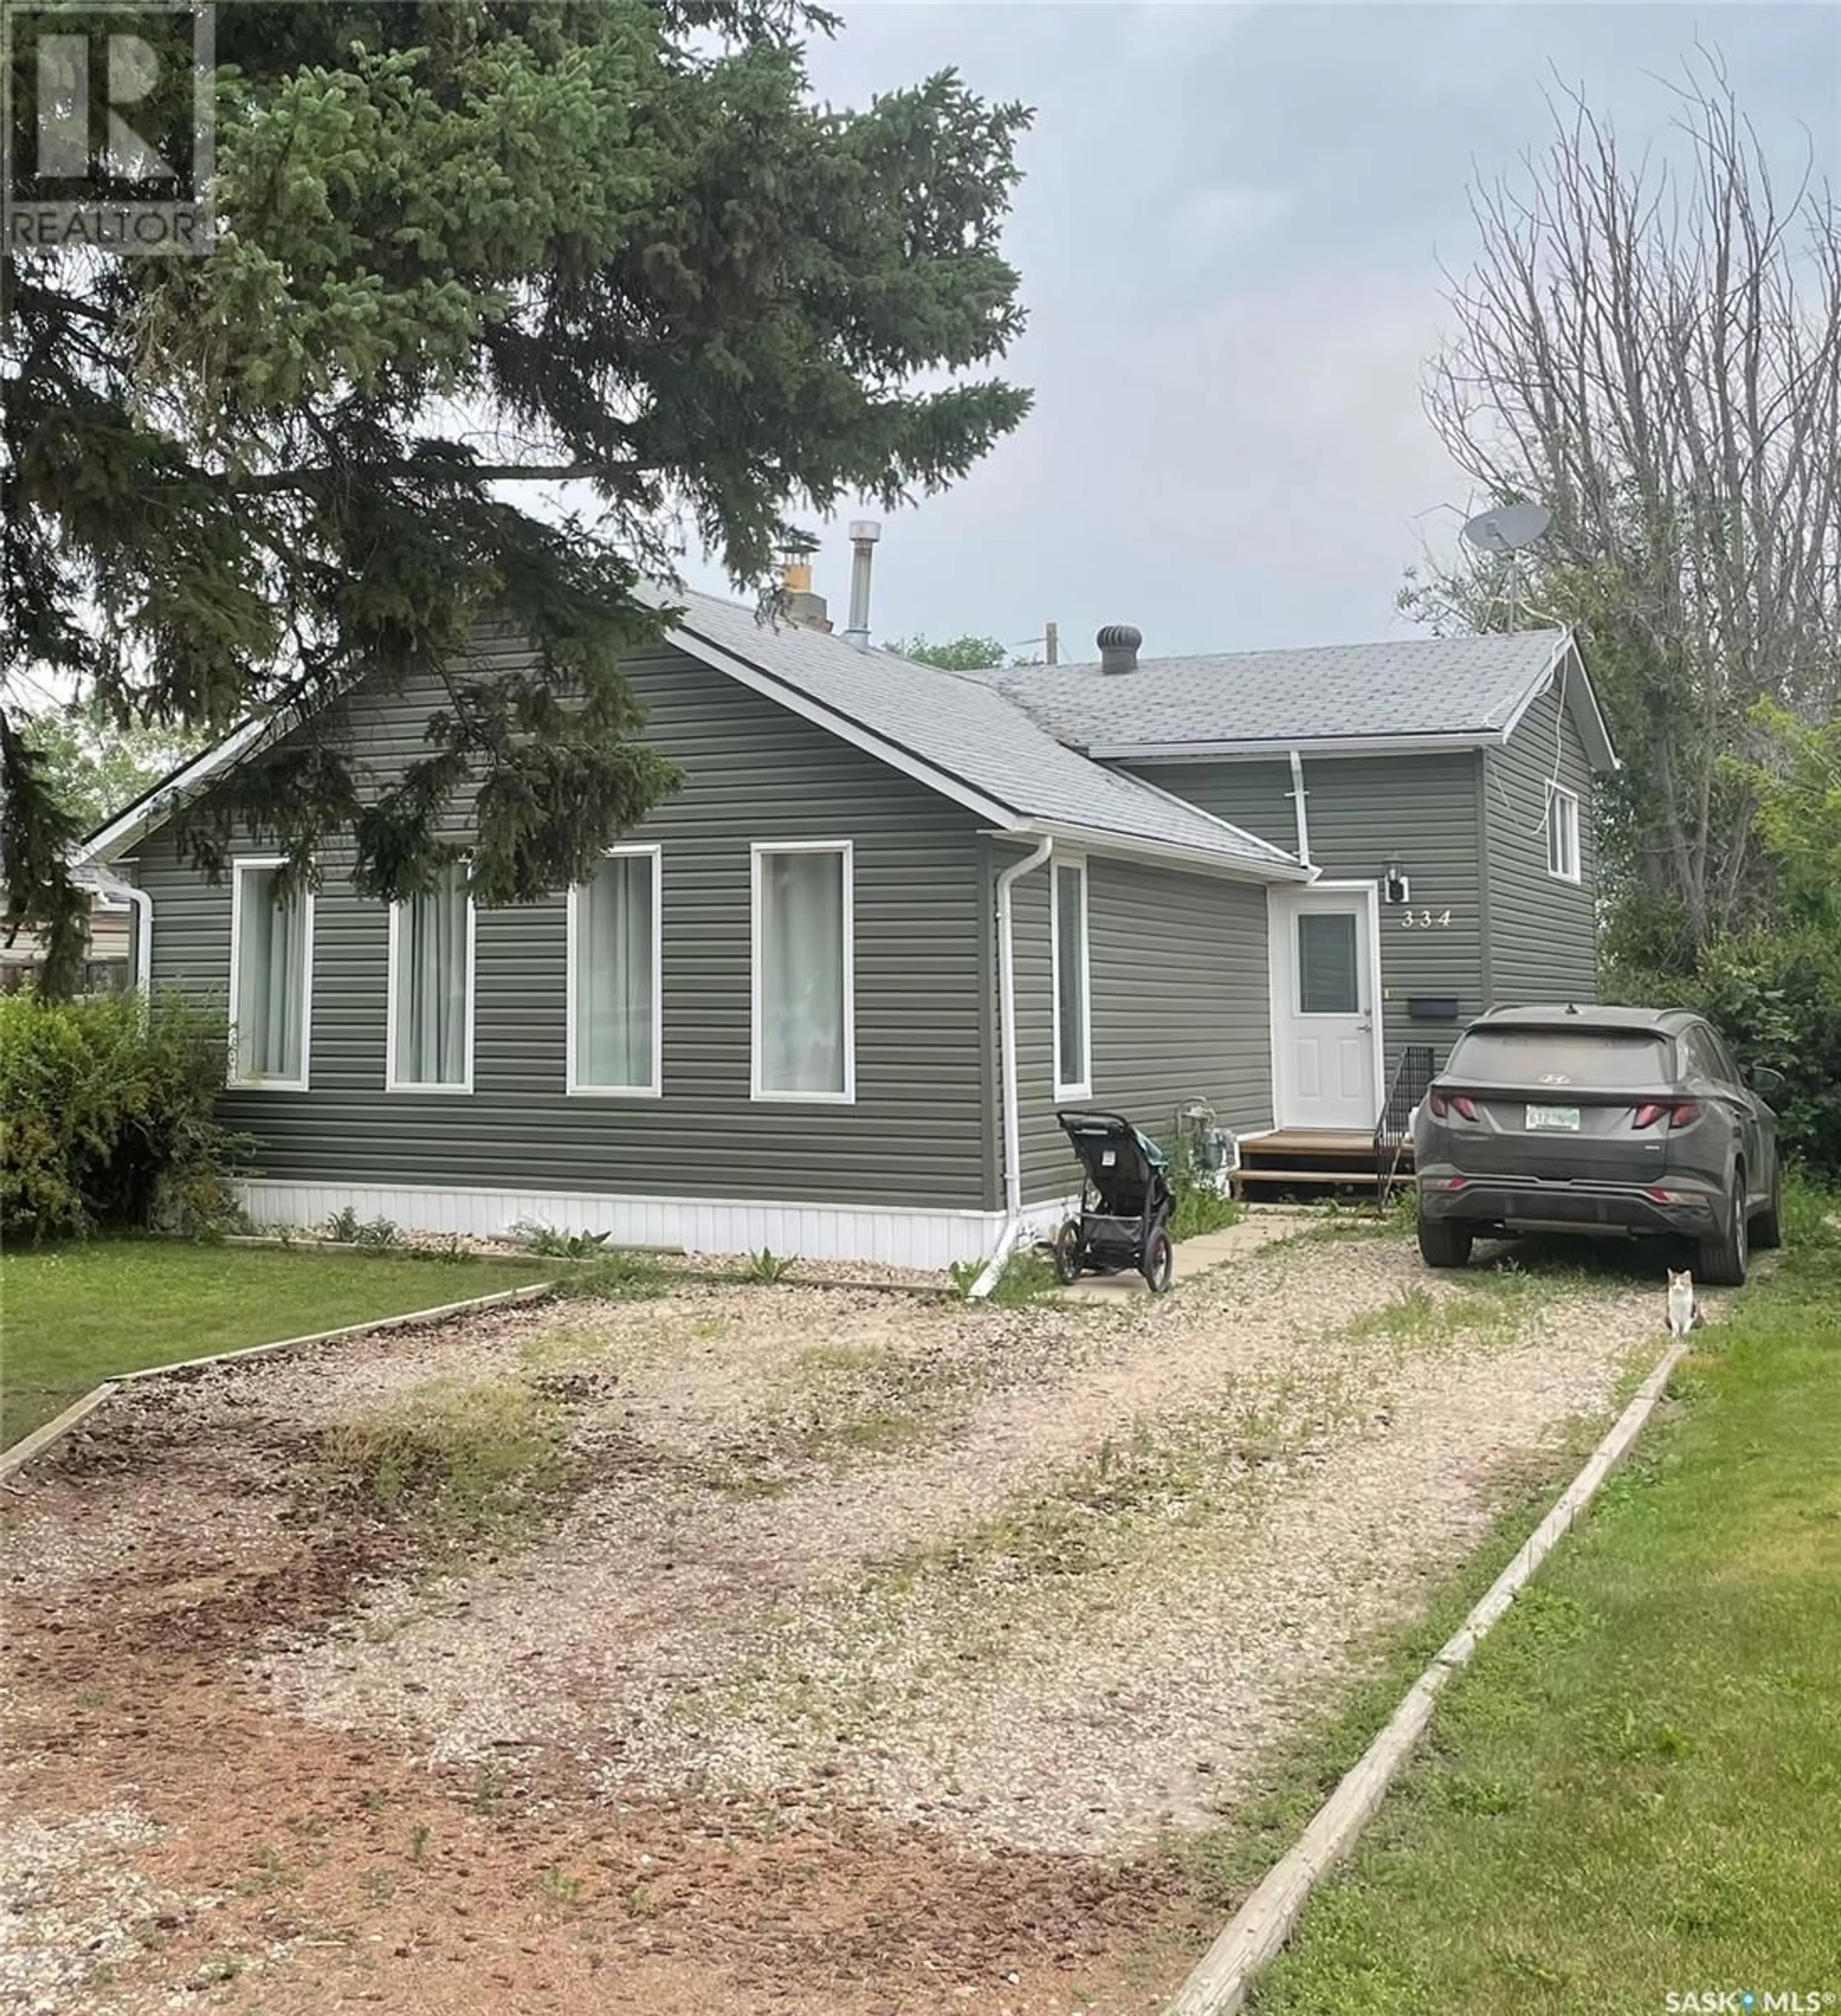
[1097,623,1142,675]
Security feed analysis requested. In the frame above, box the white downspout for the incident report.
[1287,748,1312,868]
[70,862,152,998]
[122,884,152,996]
[967,833,1053,1301]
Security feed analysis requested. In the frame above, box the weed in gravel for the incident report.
[987,1250,1058,1305]
[1297,1192,1418,1241]
[947,1249,1059,1303]
[1338,1284,1531,1354]
[515,1221,613,1259]
[805,1406,935,1456]
[322,1377,568,1537]
[241,1845,301,1894]
[872,1382,1360,1600]
[795,1342,898,1380]
[537,1864,584,1906]
[556,1249,667,1301]
[407,1824,430,1863]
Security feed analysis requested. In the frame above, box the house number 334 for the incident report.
[1399,909,1453,929]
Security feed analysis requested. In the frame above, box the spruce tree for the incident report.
[1,0,1031,989]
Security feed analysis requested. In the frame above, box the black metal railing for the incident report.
[1373,1043,1435,1209]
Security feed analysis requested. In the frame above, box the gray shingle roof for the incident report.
[992,631,1577,752]
[659,589,1301,875]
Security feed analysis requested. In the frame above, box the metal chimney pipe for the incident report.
[1097,624,1142,675]
[845,519,881,648]
[1045,621,1059,667]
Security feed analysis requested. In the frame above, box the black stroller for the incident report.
[1050,1109,1177,1293]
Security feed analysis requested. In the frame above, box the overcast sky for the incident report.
[675,1,1841,661]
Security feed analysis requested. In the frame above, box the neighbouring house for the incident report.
[71,554,1615,1268]
[0,892,135,994]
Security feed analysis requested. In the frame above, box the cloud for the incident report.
[1173,184,1293,243]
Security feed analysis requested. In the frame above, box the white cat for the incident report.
[1666,1268,1704,1338]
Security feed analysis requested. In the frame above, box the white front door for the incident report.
[1276,890,1378,1130]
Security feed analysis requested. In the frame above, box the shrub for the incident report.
[1166,1135,1241,1241]
[1605,926,1841,1180]
[0,988,246,1241]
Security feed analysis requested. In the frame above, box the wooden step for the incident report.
[1235,1166,1383,1186]
[1242,1129,1375,1156]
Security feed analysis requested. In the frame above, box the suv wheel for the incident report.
[1698,1174,1749,1288]
[1418,1217,1473,1270]
[1751,1161,1784,1251]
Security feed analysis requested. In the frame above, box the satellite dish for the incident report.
[1461,502,1551,557]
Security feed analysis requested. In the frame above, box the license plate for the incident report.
[1526,1104,1581,1132]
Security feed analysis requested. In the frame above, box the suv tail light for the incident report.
[1428,1087,1479,1122]
[1633,1101,1701,1130]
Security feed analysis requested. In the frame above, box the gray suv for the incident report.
[1412,1004,1783,1284]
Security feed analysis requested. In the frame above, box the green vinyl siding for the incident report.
[1005,846,1273,1204]
[132,638,993,1211]
[1483,680,1598,1009]
[1129,753,1490,1077]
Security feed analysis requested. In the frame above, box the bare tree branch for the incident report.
[1421,46,1840,950]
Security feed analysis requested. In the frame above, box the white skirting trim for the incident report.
[239,1178,1075,1271]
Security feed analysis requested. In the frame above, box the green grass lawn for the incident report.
[0,1240,558,1449]
[1237,1201,1841,2014]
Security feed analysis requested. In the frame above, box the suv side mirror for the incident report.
[1747,1066,1785,1100]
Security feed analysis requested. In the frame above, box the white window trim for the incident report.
[749,840,856,1105]
[384,865,477,1095]
[565,844,663,1098]
[1050,853,1093,1102]
[1546,783,1582,884]
[227,856,314,1092]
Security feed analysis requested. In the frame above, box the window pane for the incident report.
[1297,912,1358,1014]
[1056,864,1087,1088]
[759,850,845,1095]
[1450,1030,1670,1088]
[576,855,655,1089]
[394,863,469,1086]
[235,868,305,1082]
[1548,790,1577,877]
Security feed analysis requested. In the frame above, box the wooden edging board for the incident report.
[216,1234,943,1296]
[1161,1334,1691,2016]
[0,1280,560,1481]
[0,1254,952,1483]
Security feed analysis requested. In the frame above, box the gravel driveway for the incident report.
[1,1221,1681,2016]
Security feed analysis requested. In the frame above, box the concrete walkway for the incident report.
[1046,1207,1310,1302]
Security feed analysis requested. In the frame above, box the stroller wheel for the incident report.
[1143,1228,1174,1294]
[1053,1218,1084,1285]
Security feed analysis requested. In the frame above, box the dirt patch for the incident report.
[2,1229,1683,2013]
